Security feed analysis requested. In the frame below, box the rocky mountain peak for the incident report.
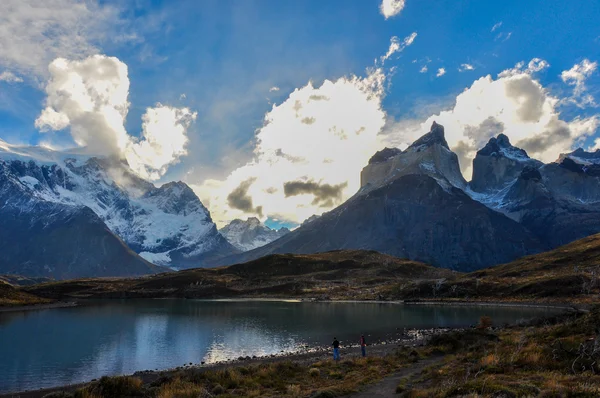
[368,147,402,165]
[470,134,542,193]
[220,217,289,251]
[559,148,600,165]
[477,134,530,160]
[407,121,449,152]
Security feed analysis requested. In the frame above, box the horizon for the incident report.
[0,0,599,229]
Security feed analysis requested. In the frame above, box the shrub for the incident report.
[211,384,224,395]
[309,367,320,377]
[478,316,493,330]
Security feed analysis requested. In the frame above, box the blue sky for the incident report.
[0,0,599,228]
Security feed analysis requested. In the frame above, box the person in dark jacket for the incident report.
[360,335,367,357]
[332,337,340,361]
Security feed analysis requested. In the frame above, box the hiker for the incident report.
[332,337,340,361]
[360,334,367,357]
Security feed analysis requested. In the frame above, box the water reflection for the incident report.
[0,299,562,393]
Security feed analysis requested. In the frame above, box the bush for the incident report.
[309,367,320,377]
[85,376,143,397]
[478,316,493,330]
[211,384,224,395]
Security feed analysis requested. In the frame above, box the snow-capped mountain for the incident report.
[219,217,290,251]
[0,140,235,277]
[214,123,545,271]
[211,123,600,271]
[469,134,543,193]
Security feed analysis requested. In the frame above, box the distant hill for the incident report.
[18,235,600,304]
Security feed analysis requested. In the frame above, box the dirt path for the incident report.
[343,356,443,398]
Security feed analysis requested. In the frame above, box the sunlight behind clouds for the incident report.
[35,55,197,181]
[383,59,600,178]
[194,69,387,226]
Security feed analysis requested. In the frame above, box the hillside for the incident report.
[16,234,600,305]
[0,279,52,307]
[387,233,600,302]
[24,250,453,301]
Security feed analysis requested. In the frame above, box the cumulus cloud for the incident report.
[561,59,598,107]
[380,0,406,19]
[0,0,121,79]
[436,68,446,77]
[194,68,387,226]
[380,33,417,64]
[498,58,549,78]
[458,64,475,72]
[0,71,24,83]
[269,86,280,92]
[35,55,197,180]
[419,66,428,73]
[383,58,599,178]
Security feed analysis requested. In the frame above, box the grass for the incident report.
[0,279,52,307]
[403,306,600,397]
[66,353,415,398]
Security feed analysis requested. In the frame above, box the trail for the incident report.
[343,356,443,398]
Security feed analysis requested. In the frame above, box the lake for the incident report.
[0,299,563,393]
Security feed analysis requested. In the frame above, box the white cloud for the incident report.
[383,58,600,178]
[35,55,197,180]
[0,71,24,83]
[380,0,406,19]
[458,64,475,72]
[0,0,121,80]
[494,31,513,42]
[436,68,446,77]
[419,66,428,73]
[561,59,598,107]
[269,86,280,92]
[380,32,417,64]
[498,58,549,78]
[179,93,187,100]
[127,106,197,180]
[491,22,503,32]
[194,68,387,226]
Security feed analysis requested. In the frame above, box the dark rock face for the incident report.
[0,167,160,279]
[520,166,542,181]
[559,157,585,174]
[408,121,449,151]
[368,147,402,164]
[470,134,542,192]
[215,175,544,271]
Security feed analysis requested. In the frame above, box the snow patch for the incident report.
[139,251,171,265]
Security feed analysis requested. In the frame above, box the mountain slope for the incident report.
[219,217,289,251]
[468,140,600,248]
[215,174,544,271]
[0,141,236,276]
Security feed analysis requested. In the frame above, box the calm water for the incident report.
[0,299,562,393]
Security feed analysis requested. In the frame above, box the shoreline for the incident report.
[0,300,578,396]
[0,301,77,313]
[0,327,440,398]
[0,297,581,316]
